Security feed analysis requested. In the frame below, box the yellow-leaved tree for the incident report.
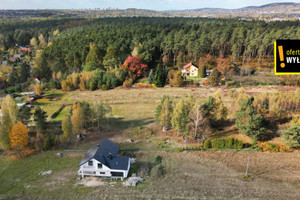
[71,103,83,137]
[9,121,28,149]
[0,95,18,150]
[34,82,43,96]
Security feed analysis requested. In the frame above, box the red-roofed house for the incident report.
[182,62,199,77]
[21,48,32,52]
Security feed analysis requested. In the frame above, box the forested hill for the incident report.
[36,17,300,79]
[1,3,300,19]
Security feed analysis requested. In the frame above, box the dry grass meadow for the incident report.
[1,86,300,199]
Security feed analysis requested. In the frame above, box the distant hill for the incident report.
[256,2,296,8]
[175,2,300,18]
[1,2,300,20]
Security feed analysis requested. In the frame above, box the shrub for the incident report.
[137,162,151,177]
[49,79,61,89]
[209,137,244,149]
[101,84,107,91]
[208,68,221,86]
[43,134,56,150]
[148,155,162,165]
[256,142,291,153]
[282,125,300,147]
[174,147,184,152]
[204,139,211,149]
[61,80,72,92]
[87,78,97,91]
[4,85,22,94]
[211,138,226,149]
[150,164,165,178]
[183,146,205,151]
[128,126,154,139]
[236,140,244,149]
[123,78,133,88]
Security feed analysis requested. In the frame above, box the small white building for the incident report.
[78,138,130,179]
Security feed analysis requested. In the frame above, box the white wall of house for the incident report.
[78,158,130,178]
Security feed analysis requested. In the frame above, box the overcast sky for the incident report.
[0,0,299,10]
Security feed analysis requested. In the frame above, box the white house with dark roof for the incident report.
[78,138,130,179]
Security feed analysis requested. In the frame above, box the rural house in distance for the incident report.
[78,138,130,179]
[181,62,199,77]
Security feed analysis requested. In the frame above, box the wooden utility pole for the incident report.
[245,153,250,176]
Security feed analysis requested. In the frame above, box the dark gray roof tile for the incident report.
[78,138,129,170]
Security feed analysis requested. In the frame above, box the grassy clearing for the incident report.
[1,150,299,200]
[41,105,62,121]
[2,86,299,199]
[0,151,82,197]
[51,106,71,122]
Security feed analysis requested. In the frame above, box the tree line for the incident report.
[156,89,300,147]
[34,17,299,81]
[0,95,112,154]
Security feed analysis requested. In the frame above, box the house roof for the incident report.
[183,62,199,70]
[21,48,31,52]
[78,138,129,170]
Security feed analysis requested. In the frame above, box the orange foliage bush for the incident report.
[256,142,291,153]
[134,83,154,89]
[7,148,36,160]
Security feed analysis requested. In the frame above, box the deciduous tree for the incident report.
[62,115,72,142]
[0,95,18,150]
[170,70,184,87]
[208,68,221,86]
[9,121,28,149]
[71,103,83,137]
[122,56,148,81]
[92,101,112,134]
[189,103,210,141]
[282,125,300,147]
[159,98,173,132]
[34,82,43,96]
[171,99,190,135]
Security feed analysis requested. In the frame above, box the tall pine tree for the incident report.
[153,65,167,87]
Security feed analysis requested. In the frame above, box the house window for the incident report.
[88,161,93,166]
[111,172,124,177]
[98,163,103,169]
[100,172,105,175]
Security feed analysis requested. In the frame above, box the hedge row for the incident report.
[204,137,244,149]
[50,104,66,119]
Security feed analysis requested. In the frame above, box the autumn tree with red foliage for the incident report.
[215,55,239,78]
[122,56,148,81]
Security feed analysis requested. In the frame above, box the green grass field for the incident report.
[0,151,82,198]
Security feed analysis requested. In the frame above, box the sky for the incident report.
[0,0,300,10]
